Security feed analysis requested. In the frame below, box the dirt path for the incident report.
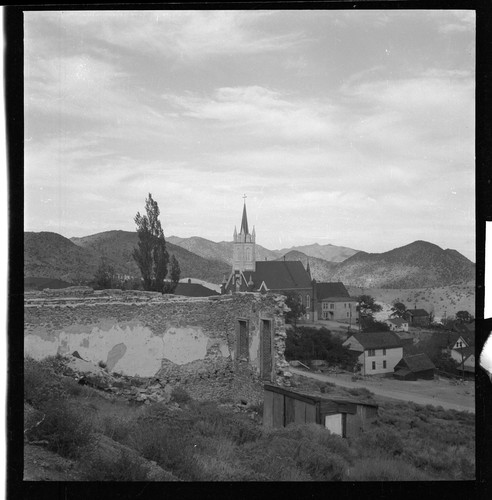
[289,368,475,413]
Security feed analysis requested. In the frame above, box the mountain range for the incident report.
[24,231,475,289]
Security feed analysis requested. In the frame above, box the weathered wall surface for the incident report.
[24,289,289,391]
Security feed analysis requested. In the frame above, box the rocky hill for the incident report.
[328,241,475,288]
[167,236,280,264]
[25,232,100,283]
[278,243,359,263]
[25,231,230,285]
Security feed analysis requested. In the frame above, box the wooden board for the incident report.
[263,388,274,427]
[272,392,284,428]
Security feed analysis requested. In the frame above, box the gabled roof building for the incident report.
[221,201,314,319]
[343,331,404,376]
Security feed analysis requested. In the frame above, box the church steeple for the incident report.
[240,202,249,236]
[232,196,256,273]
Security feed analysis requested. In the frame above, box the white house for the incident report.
[384,318,409,332]
[343,331,404,376]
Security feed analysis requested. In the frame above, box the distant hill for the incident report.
[276,250,338,282]
[71,231,231,284]
[25,232,100,283]
[167,236,280,265]
[277,243,359,263]
[327,241,475,288]
[25,231,230,285]
[25,232,474,290]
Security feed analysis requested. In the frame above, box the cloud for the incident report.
[162,85,339,141]
[26,11,306,63]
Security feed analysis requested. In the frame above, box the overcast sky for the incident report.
[24,10,475,260]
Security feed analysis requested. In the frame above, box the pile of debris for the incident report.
[55,352,182,406]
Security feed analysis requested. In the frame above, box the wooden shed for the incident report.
[394,353,436,380]
[263,384,378,438]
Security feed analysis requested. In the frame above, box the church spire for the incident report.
[240,195,249,235]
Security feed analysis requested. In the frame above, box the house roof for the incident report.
[453,346,474,359]
[386,318,408,326]
[264,384,378,408]
[316,282,351,300]
[243,260,312,291]
[174,283,220,297]
[349,331,403,350]
[398,353,435,372]
[406,308,429,317]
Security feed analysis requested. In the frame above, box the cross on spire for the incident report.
[243,194,247,202]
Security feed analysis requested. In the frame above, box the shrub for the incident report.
[27,400,94,459]
[239,424,351,481]
[346,458,431,481]
[354,428,404,457]
[81,450,150,481]
[127,421,200,480]
[170,386,192,404]
[24,357,63,407]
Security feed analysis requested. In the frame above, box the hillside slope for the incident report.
[25,231,230,285]
[278,243,359,263]
[167,236,280,264]
[71,231,231,284]
[329,241,475,288]
[276,250,338,282]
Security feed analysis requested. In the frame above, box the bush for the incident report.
[170,386,192,404]
[27,400,94,459]
[239,424,352,481]
[354,428,404,457]
[127,421,200,480]
[24,357,64,407]
[82,450,150,481]
[346,458,431,481]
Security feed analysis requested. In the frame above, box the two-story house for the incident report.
[343,331,404,376]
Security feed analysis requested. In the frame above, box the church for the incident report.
[221,201,315,320]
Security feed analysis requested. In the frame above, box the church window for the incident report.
[298,295,302,305]
[246,247,251,261]
[306,295,310,309]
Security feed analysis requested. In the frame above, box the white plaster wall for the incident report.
[363,347,403,376]
[24,321,230,378]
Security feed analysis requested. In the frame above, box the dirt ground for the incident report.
[289,367,475,413]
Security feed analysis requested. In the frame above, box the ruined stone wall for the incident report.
[24,288,290,401]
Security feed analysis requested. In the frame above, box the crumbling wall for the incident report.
[24,289,290,394]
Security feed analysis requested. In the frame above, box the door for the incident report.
[260,319,273,381]
[324,414,343,436]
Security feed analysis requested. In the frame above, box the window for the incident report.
[383,360,387,369]
[372,361,376,370]
[330,303,334,310]
[347,312,349,318]
[298,295,302,305]
[368,349,375,357]
[344,303,347,308]
[383,348,386,355]
[306,295,310,309]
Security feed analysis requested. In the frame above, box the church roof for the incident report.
[174,283,220,297]
[316,282,351,300]
[240,203,249,235]
[244,260,312,290]
[349,331,403,350]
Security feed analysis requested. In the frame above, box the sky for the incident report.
[24,9,476,260]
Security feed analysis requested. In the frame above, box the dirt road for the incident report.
[289,367,475,413]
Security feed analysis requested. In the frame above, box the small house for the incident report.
[393,353,436,380]
[404,308,430,327]
[314,282,359,324]
[384,318,409,332]
[263,384,378,438]
[343,331,403,376]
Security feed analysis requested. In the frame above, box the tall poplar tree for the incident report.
[133,193,169,292]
